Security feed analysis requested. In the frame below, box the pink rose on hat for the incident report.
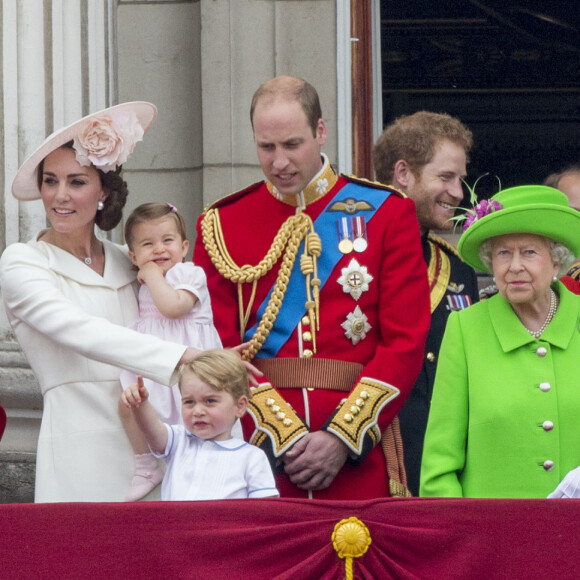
[73,111,145,173]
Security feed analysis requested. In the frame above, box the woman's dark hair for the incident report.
[36,141,128,232]
[96,167,128,231]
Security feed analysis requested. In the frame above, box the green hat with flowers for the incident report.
[457,185,580,273]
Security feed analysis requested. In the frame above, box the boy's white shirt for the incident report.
[153,423,279,501]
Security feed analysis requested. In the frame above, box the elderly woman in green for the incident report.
[420,185,580,498]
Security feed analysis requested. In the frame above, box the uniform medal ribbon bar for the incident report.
[337,216,354,254]
[352,216,368,253]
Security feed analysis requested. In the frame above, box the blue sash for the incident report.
[244,182,392,357]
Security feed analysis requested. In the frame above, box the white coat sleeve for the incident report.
[0,243,186,386]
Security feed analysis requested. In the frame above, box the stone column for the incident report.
[0,0,114,502]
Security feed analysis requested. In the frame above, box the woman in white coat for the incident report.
[1,103,203,502]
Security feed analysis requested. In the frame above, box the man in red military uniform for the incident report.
[194,76,430,499]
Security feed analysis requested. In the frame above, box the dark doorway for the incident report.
[380,1,580,198]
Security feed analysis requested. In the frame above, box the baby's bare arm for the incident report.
[138,262,197,319]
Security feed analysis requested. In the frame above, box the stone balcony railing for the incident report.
[0,339,41,503]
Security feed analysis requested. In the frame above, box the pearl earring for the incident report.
[553,276,558,281]
[97,200,105,211]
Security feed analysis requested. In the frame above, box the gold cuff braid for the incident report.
[246,384,309,457]
[326,378,400,455]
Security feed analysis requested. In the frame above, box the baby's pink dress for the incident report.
[120,262,222,425]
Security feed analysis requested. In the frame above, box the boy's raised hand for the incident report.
[121,375,149,409]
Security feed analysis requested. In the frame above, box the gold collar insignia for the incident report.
[266,154,338,208]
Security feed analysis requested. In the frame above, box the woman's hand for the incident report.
[231,342,263,388]
[176,344,263,387]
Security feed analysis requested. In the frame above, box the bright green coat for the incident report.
[420,282,580,498]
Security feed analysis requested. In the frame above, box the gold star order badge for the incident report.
[341,305,371,345]
[337,258,373,301]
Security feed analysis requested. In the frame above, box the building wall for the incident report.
[116,0,204,248]
[200,0,338,207]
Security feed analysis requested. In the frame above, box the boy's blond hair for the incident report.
[178,349,250,400]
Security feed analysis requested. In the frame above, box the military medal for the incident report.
[337,217,354,254]
[352,216,368,253]
[337,258,374,301]
[446,294,473,311]
[341,305,371,345]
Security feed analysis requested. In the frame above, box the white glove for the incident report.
[547,465,580,498]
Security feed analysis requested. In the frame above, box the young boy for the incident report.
[121,349,279,500]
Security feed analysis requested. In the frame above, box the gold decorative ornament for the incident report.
[327,378,400,455]
[341,306,371,345]
[246,384,308,456]
[201,207,322,360]
[332,517,372,580]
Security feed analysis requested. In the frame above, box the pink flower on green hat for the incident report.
[73,111,145,172]
[462,199,503,232]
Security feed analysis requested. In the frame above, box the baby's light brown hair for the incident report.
[124,202,187,250]
[178,349,250,400]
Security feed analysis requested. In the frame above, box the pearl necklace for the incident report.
[524,289,557,339]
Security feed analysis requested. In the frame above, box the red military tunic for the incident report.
[194,160,430,499]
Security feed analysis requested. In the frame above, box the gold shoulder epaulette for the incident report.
[341,174,406,198]
[326,377,400,456]
[202,181,264,214]
[246,384,309,457]
[428,232,460,258]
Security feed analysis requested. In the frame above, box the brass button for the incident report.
[344,413,354,423]
[301,316,310,326]
[271,405,280,413]
[350,405,360,415]
[283,418,293,427]
[360,391,369,400]
[302,331,312,342]
[276,412,286,420]
[303,349,313,358]
[426,352,436,363]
